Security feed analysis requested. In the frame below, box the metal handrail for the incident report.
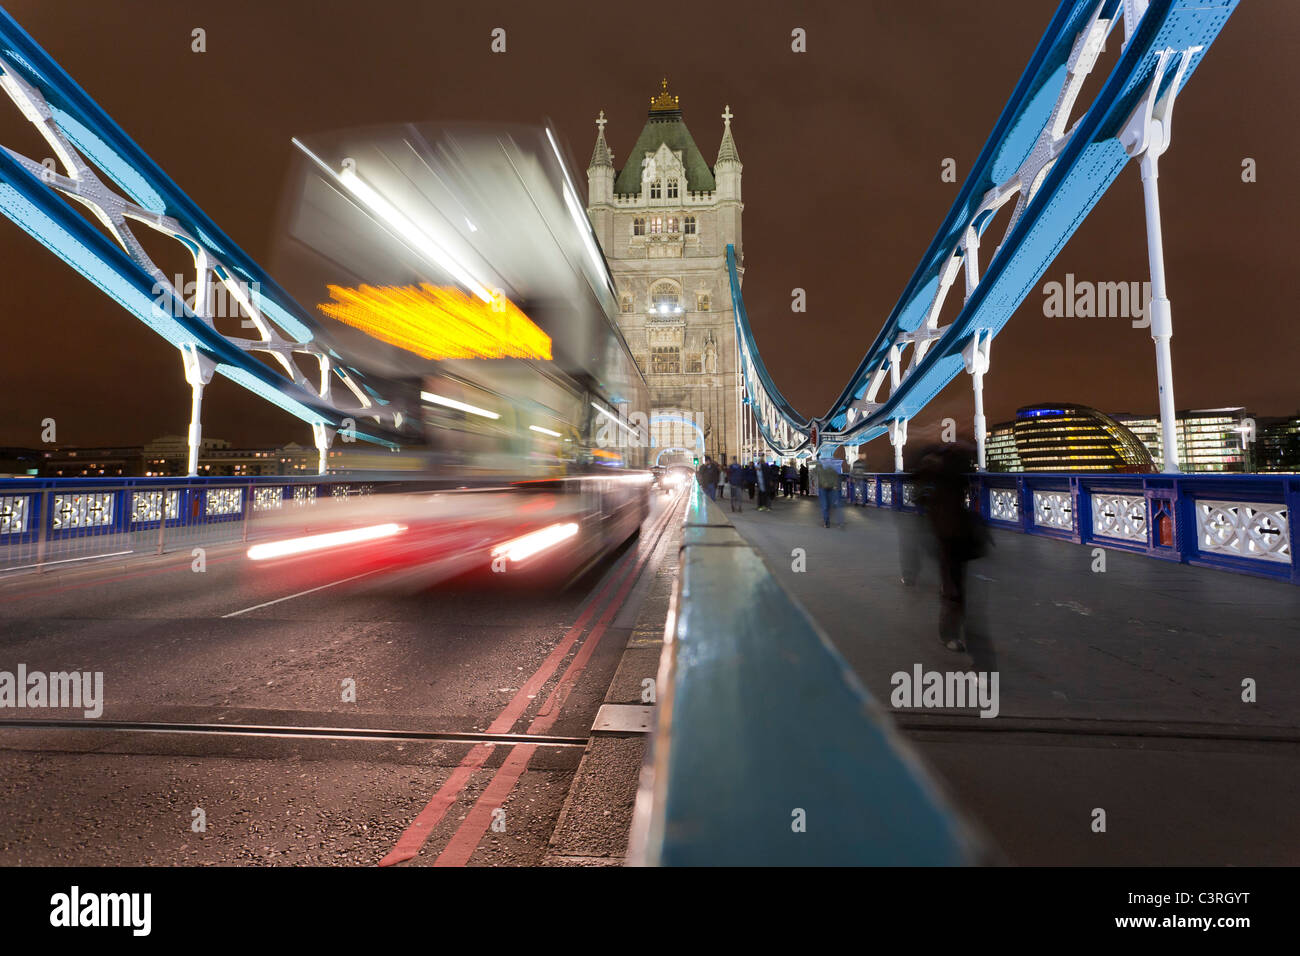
[841,471,1298,585]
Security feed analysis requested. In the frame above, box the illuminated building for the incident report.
[1112,408,1252,473]
[984,423,1022,472]
[1254,415,1300,473]
[986,404,1155,473]
[585,80,744,465]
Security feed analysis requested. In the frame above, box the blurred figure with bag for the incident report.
[913,444,992,654]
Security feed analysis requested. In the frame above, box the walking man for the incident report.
[727,457,745,512]
[814,459,843,528]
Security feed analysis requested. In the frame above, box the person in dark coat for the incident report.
[697,457,718,500]
[913,445,990,653]
[798,463,809,496]
[727,457,745,512]
[743,462,757,501]
[754,459,771,511]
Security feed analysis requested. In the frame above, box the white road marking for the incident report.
[221,569,384,618]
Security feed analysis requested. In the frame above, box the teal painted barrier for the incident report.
[630,480,985,865]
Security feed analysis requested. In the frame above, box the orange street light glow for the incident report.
[318,283,552,361]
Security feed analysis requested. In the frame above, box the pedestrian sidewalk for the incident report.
[728,497,1300,729]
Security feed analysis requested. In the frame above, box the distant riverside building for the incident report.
[984,404,1155,473]
[143,436,316,477]
[586,79,744,465]
[143,435,230,476]
[1112,408,1252,473]
[41,445,145,478]
[984,424,1022,472]
[0,447,45,478]
[18,437,319,478]
[1254,414,1300,473]
[984,405,1281,474]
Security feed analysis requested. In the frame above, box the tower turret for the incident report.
[586,109,615,247]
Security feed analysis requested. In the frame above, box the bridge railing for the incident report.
[0,476,387,576]
[628,479,985,865]
[840,472,1298,586]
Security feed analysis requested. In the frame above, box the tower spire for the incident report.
[589,109,613,169]
[716,104,740,165]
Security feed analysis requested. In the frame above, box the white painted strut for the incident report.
[312,422,336,476]
[889,418,908,473]
[1119,46,1200,473]
[180,344,215,477]
[962,329,993,471]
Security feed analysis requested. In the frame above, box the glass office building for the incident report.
[985,422,1022,472]
[1112,408,1252,473]
[985,404,1155,473]
[1256,415,1300,473]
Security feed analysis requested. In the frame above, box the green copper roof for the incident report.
[613,109,716,195]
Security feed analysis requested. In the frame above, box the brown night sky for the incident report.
[0,0,1295,469]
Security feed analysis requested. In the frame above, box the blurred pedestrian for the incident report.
[698,456,719,501]
[727,456,745,513]
[798,462,809,496]
[913,445,990,653]
[814,459,843,528]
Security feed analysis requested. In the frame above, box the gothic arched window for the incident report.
[667,179,679,199]
[651,282,681,315]
[650,180,662,200]
[632,218,645,236]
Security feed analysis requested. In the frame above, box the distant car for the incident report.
[651,465,690,495]
[651,465,669,494]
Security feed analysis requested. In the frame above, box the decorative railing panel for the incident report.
[845,472,1299,585]
[1091,493,1146,543]
[1196,499,1289,565]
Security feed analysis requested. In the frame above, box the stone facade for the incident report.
[586,83,744,466]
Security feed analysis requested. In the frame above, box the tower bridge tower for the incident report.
[586,79,744,466]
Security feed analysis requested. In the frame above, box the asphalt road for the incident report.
[0,489,684,866]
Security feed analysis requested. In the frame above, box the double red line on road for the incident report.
[379,494,682,867]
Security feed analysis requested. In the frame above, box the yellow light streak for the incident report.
[318,283,552,361]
